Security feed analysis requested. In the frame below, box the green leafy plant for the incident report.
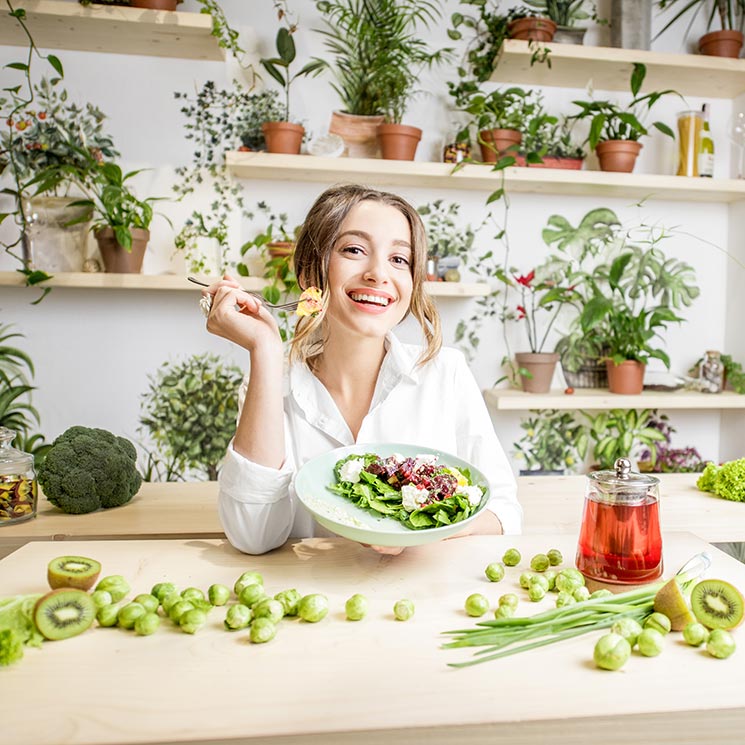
[637,411,707,473]
[583,408,667,470]
[570,63,680,150]
[139,354,244,481]
[697,458,745,502]
[315,0,450,122]
[521,112,586,160]
[417,200,485,260]
[522,0,598,26]
[513,409,589,472]
[655,0,745,38]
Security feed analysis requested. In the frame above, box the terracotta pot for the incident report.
[515,352,559,393]
[508,16,557,42]
[514,155,584,170]
[479,129,522,163]
[261,122,304,155]
[328,111,385,159]
[266,241,294,259]
[595,139,643,173]
[698,29,744,58]
[95,227,149,274]
[377,123,422,161]
[130,0,179,9]
[606,359,646,395]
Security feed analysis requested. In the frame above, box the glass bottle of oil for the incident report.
[699,104,714,178]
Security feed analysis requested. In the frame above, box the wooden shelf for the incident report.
[226,152,745,203]
[484,387,745,411]
[0,271,488,297]
[0,0,223,60]
[493,39,745,98]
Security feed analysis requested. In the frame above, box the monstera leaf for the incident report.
[541,208,620,260]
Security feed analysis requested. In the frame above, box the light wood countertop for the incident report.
[1,533,743,745]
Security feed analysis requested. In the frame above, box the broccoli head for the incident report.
[38,426,142,514]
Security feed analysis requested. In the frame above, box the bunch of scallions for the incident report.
[442,552,711,668]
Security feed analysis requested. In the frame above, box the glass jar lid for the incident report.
[0,427,34,476]
[587,457,659,501]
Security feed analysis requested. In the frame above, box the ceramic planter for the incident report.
[698,30,744,58]
[552,26,587,45]
[328,111,384,159]
[508,16,557,42]
[262,122,304,155]
[377,123,422,161]
[266,241,294,259]
[595,140,643,173]
[95,227,149,274]
[515,352,559,393]
[514,155,584,170]
[130,0,179,9]
[479,129,522,163]
[606,359,646,395]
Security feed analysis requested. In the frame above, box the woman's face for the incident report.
[325,200,413,340]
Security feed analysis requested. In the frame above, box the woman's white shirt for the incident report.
[218,334,521,554]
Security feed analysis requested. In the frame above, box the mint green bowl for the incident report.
[293,443,491,547]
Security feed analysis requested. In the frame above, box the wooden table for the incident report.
[2,474,743,559]
[1,533,743,745]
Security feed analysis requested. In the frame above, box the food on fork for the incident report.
[297,286,323,317]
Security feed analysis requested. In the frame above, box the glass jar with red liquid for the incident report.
[576,458,662,585]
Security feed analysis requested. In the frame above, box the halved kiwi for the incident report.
[653,578,695,631]
[34,588,96,640]
[690,579,745,630]
[47,555,102,591]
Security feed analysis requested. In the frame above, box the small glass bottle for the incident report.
[699,103,714,178]
[700,350,724,393]
[0,427,38,525]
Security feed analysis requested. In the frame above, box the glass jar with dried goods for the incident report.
[0,427,38,525]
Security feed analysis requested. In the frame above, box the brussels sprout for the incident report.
[465,593,489,617]
[393,598,415,621]
[546,549,563,566]
[275,588,302,616]
[594,633,631,671]
[519,572,535,590]
[151,582,177,603]
[298,594,329,623]
[573,586,591,603]
[239,583,267,608]
[224,604,252,631]
[644,612,671,636]
[556,591,576,608]
[95,575,130,604]
[181,587,205,603]
[543,570,557,591]
[637,628,665,657]
[250,617,277,644]
[529,574,549,593]
[494,604,515,619]
[611,617,643,647]
[555,571,584,594]
[528,584,546,602]
[161,591,182,613]
[499,593,519,610]
[168,600,195,624]
[97,604,119,628]
[208,584,231,607]
[589,589,614,600]
[234,572,263,596]
[180,608,208,634]
[253,599,284,625]
[706,628,736,659]
[134,594,159,614]
[484,562,505,582]
[683,622,710,647]
[191,599,213,614]
[345,593,368,621]
[117,602,146,630]
[530,553,550,572]
[502,548,521,567]
[135,612,161,636]
[90,590,113,610]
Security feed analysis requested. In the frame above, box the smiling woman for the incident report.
[199,184,522,555]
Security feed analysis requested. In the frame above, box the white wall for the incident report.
[0,0,741,471]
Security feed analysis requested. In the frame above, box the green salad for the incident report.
[328,452,485,530]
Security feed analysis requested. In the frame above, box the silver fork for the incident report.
[187,276,300,311]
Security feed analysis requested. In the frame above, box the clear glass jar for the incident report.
[676,109,703,177]
[0,427,38,526]
[576,457,662,585]
[700,350,724,393]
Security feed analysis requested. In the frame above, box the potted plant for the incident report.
[516,109,586,169]
[2,77,118,273]
[655,0,745,58]
[569,63,679,172]
[507,6,558,41]
[513,409,589,475]
[457,85,540,163]
[522,0,601,44]
[636,411,708,473]
[583,408,668,470]
[315,0,448,158]
[260,19,325,154]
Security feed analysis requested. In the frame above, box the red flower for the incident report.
[37,111,47,120]
[516,305,527,320]
[515,270,535,287]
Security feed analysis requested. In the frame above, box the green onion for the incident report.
[442,552,710,668]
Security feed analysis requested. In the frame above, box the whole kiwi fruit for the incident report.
[34,588,97,640]
[47,555,102,591]
[690,579,744,630]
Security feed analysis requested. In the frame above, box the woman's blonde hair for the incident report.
[289,184,441,367]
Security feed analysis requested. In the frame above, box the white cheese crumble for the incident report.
[339,458,365,484]
[401,484,429,512]
[414,453,438,471]
[456,485,483,507]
